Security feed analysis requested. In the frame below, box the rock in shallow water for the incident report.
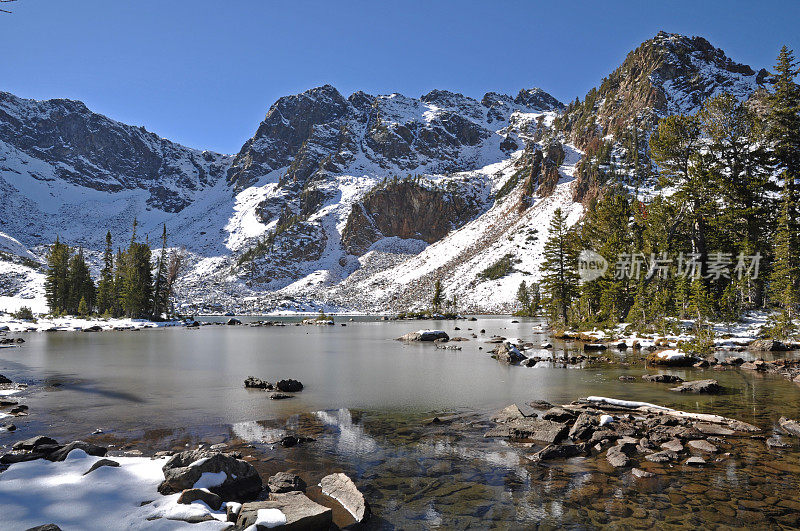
[244,376,272,390]
[397,330,449,342]
[669,379,721,394]
[268,472,306,493]
[642,373,683,383]
[320,472,371,523]
[779,416,800,437]
[275,379,303,392]
[491,404,527,423]
[632,467,655,478]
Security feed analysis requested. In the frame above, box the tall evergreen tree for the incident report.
[431,280,443,312]
[767,46,800,181]
[96,231,115,315]
[44,237,70,315]
[541,208,579,324]
[769,174,799,317]
[65,247,95,315]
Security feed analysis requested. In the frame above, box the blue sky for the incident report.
[2,1,798,154]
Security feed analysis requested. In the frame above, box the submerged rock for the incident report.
[642,374,683,383]
[687,439,718,453]
[669,379,721,394]
[632,467,655,478]
[779,417,800,437]
[320,472,370,523]
[529,443,587,462]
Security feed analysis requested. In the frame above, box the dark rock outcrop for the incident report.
[341,181,481,255]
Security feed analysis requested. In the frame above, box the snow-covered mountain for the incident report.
[0,32,766,314]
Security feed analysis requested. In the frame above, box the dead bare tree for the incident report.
[0,0,17,14]
[165,248,187,316]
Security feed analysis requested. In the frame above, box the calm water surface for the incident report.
[2,316,800,529]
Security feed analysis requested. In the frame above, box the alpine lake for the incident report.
[2,316,800,529]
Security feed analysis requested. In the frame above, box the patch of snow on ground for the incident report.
[0,452,229,530]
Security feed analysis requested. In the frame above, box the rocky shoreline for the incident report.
[484,395,800,471]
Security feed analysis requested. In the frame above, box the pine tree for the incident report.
[516,281,531,315]
[769,174,799,317]
[96,231,115,315]
[66,247,95,315]
[688,278,713,323]
[431,280,443,312]
[767,46,800,180]
[77,297,89,317]
[112,248,125,317]
[44,237,70,315]
[541,208,579,324]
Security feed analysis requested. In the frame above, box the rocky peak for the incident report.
[0,91,229,213]
[514,88,565,111]
[558,32,765,148]
[227,85,350,190]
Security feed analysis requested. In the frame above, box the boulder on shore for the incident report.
[159,450,262,501]
[320,472,371,523]
[177,488,223,510]
[748,339,788,352]
[237,492,332,530]
[0,374,11,384]
[397,330,449,342]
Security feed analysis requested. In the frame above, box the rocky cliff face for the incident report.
[340,180,483,255]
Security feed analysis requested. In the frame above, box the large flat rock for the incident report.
[319,473,370,523]
[237,492,332,530]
